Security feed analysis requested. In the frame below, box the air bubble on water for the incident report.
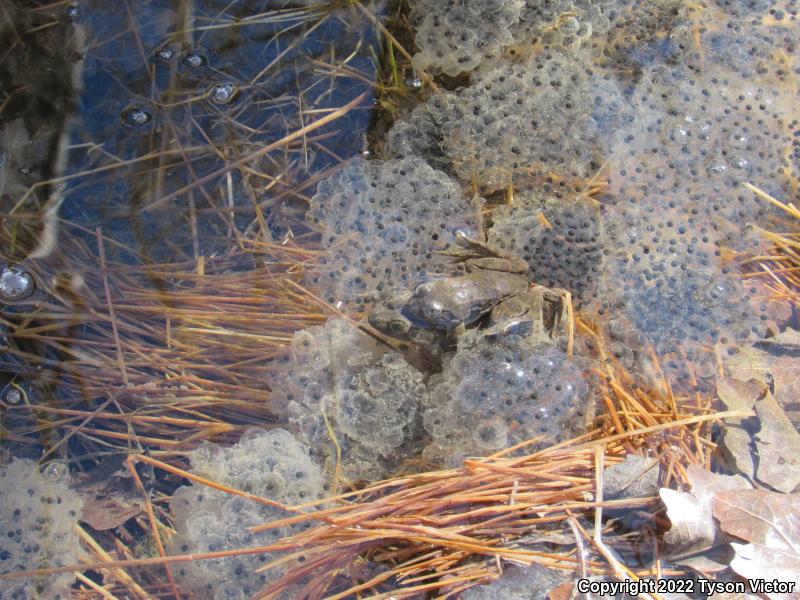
[182,49,208,69]
[3,385,23,405]
[120,105,153,128]
[732,157,749,169]
[209,82,239,105]
[153,45,177,62]
[0,266,34,301]
[405,77,423,89]
[65,4,83,22]
[42,461,69,482]
[710,163,727,174]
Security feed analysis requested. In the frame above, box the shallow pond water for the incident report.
[1,1,799,599]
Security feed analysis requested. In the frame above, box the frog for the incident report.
[367,232,567,351]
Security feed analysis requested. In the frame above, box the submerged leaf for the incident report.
[75,458,143,530]
[712,490,800,599]
[721,345,773,385]
[660,465,751,561]
[716,378,766,409]
[716,378,762,479]
[754,393,800,493]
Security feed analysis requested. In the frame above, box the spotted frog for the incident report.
[368,233,567,352]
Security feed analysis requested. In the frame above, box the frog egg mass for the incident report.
[423,333,593,466]
[0,459,83,600]
[270,319,426,483]
[599,197,772,350]
[488,187,604,306]
[606,63,796,223]
[388,50,623,194]
[408,0,525,76]
[305,157,479,306]
[168,429,326,599]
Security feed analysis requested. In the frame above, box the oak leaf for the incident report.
[660,465,751,562]
[712,490,800,600]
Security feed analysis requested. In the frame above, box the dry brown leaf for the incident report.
[754,393,800,493]
[770,356,800,430]
[660,465,752,561]
[716,378,763,479]
[712,490,800,599]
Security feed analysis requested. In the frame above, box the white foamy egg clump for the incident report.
[168,428,326,600]
[271,319,426,483]
[423,333,593,466]
[0,458,83,600]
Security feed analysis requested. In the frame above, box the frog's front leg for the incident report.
[538,286,569,338]
[484,286,568,341]
[483,289,540,340]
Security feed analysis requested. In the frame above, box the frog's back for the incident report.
[406,271,525,327]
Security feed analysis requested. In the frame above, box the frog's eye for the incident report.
[369,315,387,330]
[423,305,444,320]
[390,319,408,333]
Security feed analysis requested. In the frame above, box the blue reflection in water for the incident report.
[61,0,380,261]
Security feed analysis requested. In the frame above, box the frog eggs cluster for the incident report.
[488,187,604,306]
[389,51,623,193]
[422,333,592,466]
[168,428,326,600]
[513,0,613,50]
[0,459,83,600]
[607,64,797,220]
[407,0,613,77]
[676,3,799,84]
[599,198,771,349]
[408,0,524,76]
[305,157,479,306]
[598,0,689,76]
[271,319,425,483]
